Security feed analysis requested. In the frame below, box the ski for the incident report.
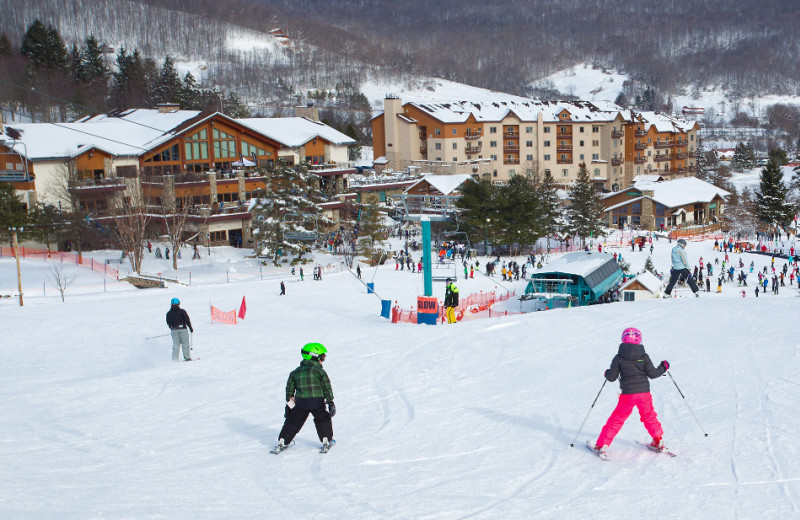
[637,441,677,457]
[586,440,608,461]
[270,440,295,454]
[320,439,336,454]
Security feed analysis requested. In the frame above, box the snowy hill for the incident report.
[2,235,800,518]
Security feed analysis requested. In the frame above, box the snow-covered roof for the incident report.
[534,252,616,279]
[620,110,697,133]
[237,117,356,147]
[604,177,730,210]
[407,99,623,124]
[621,271,662,293]
[1,110,353,161]
[406,174,472,195]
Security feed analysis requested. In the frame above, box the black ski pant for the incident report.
[664,268,699,295]
[278,397,333,444]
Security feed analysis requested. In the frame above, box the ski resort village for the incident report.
[2,15,800,520]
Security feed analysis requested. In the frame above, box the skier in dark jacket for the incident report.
[274,343,335,452]
[591,327,669,457]
[166,298,193,361]
[444,278,459,324]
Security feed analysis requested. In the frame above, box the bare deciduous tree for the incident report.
[110,180,150,274]
[48,264,76,302]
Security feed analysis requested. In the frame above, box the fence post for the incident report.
[189,272,192,286]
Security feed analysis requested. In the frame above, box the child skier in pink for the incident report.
[592,327,669,457]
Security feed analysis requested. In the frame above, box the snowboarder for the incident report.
[274,343,335,452]
[591,328,669,458]
[166,298,193,361]
[663,239,700,297]
[444,278,459,324]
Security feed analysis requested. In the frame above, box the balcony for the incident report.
[503,132,520,138]
[674,167,688,175]
[419,132,427,141]
[654,141,675,149]
[556,144,573,152]
[654,154,673,162]
[676,152,688,160]
[635,143,647,151]
[634,157,647,164]
[504,158,520,164]
[611,157,624,166]
[420,147,428,155]
[465,132,482,141]
[557,159,572,164]
[635,129,647,137]
[611,130,624,138]
[676,140,688,147]
[503,145,520,152]
[557,133,572,139]
[465,146,482,155]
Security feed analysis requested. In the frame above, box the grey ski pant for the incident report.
[171,328,191,360]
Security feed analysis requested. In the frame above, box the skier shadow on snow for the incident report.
[473,408,564,438]
[223,417,320,449]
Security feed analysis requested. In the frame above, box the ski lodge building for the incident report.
[371,96,699,191]
[601,175,730,232]
[524,251,623,306]
[0,106,356,247]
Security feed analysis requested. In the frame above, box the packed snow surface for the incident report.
[1,234,799,519]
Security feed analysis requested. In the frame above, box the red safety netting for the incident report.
[0,246,119,279]
[391,289,517,324]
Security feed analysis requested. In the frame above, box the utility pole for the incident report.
[11,227,23,306]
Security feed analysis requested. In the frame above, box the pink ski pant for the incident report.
[596,392,663,447]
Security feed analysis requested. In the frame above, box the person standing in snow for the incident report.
[275,343,335,451]
[166,298,193,361]
[280,281,286,295]
[591,328,669,458]
[663,239,700,297]
[444,278,459,324]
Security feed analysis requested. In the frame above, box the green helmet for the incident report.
[301,342,328,360]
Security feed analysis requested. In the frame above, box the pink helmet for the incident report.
[621,327,642,345]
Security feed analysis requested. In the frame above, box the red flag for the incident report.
[238,296,247,319]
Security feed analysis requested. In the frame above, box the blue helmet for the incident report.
[171,298,180,305]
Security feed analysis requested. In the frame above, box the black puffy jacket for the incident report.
[604,343,666,394]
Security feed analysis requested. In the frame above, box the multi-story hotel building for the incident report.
[372,96,699,191]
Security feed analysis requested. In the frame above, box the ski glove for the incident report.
[660,360,670,371]
[328,402,336,417]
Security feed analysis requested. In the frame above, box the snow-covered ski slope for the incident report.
[1,237,799,519]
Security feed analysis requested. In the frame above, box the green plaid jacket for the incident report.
[286,359,334,402]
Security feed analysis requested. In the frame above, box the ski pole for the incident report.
[570,379,607,447]
[146,333,172,340]
[667,371,708,437]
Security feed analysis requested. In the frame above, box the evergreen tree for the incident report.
[495,175,544,251]
[537,170,562,251]
[694,135,708,181]
[565,163,606,244]
[454,177,496,253]
[0,33,12,57]
[180,72,202,109]
[732,142,755,172]
[67,43,82,83]
[768,148,788,166]
[154,56,182,105]
[755,160,794,226]
[355,195,385,264]
[644,255,656,275]
[81,36,107,84]
[0,183,29,246]
[20,20,50,68]
[250,164,329,263]
[111,48,153,108]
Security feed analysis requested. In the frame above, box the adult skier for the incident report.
[663,238,700,297]
[590,328,669,459]
[444,278,460,324]
[273,343,335,453]
[166,298,193,361]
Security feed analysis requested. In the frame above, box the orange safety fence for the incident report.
[391,289,516,324]
[0,246,119,279]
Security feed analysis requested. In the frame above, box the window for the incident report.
[690,135,694,141]
[490,154,498,161]
[493,170,498,177]
[212,128,236,158]
[435,143,442,150]
[544,169,551,177]
[210,230,227,242]
[594,168,600,177]
[544,127,551,133]
[592,140,599,146]
[526,169,533,177]
[592,153,599,160]
[544,154,551,161]
[579,140,584,147]
[562,169,568,177]
[624,292,635,302]
[489,127,497,133]
[526,141,533,147]
[490,141,497,147]
[544,141,551,147]
[526,126,533,133]
[509,169,516,177]
[453,157,458,162]
[452,128,457,135]
[452,143,458,150]
[526,154,533,161]
[592,126,599,133]
[184,129,209,160]
[436,157,442,161]
[579,127,585,133]
[241,141,269,158]
[435,128,441,135]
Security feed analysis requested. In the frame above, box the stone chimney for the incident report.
[157,103,180,114]
[295,103,319,121]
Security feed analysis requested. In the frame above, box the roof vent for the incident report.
[157,103,180,114]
